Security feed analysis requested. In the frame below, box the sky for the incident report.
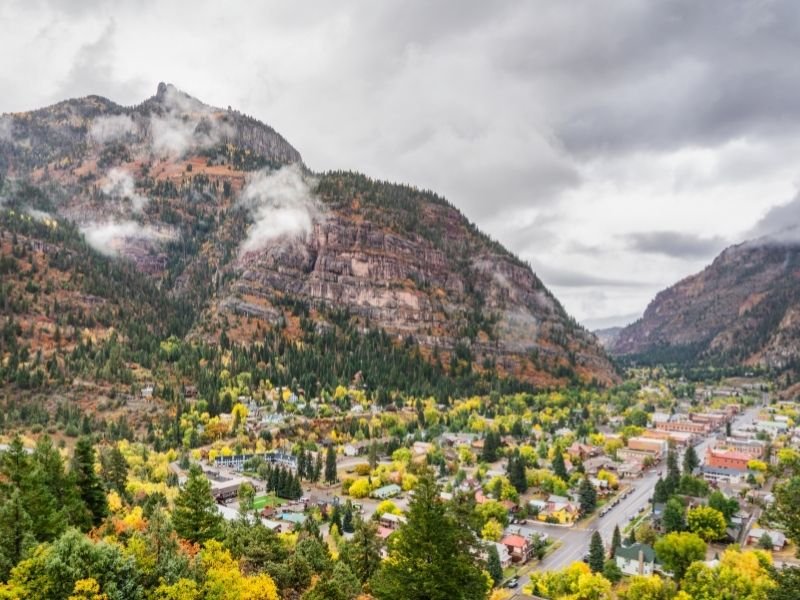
[2,0,800,329]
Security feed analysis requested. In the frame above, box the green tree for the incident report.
[368,441,379,470]
[683,446,699,474]
[769,566,800,600]
[342,501,355,534]
[33,436,86,530]
[325,446,338,485]
[0,488,36,579]
[619,575,678,600]
[654,531,706,581]
[340,515,383,584]
[552,448,569,482]
[370,470,489,600]
[172,465,222,544]
[769,476,800,549]
[103,446,129,499]
[653,478,669,504]
[610,525,622,558]
[579,477,598,515]
[662,497,686,533]
[603,558,623,584]
[664,445,681,496]
[238,481,256,519]
[71,437,108,527]
[686,505,727,541]
[758,531,774,550]
[588,531,605,573]
[486,544,503,586]
[708,490,739,525]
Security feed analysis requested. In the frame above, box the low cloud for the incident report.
[536,264,645,289]
[149,84,233,156]
[25,208,56,223]
[746,192,800,245]
[89,114,137,144]
[0,115,12,141]
[238,164,321,253]
[80,220,172,256]
[101,168,149,212]
[624,231,728,259]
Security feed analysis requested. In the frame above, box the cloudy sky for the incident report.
[2,0,800,329]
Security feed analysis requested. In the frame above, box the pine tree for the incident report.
[653,477,669,504]
[578,477,597,515]
[370,470,487,600]
[0,488,36,579]
[610,524,622,558]
[330,505,343,534]
[588,531,605,573]
[487,543,503,586]
[664,445,681,495]
[71,436,108,527]
[325,446,338,484]
[32,435,83,532]
[552,448,568,481]
[106,446,129,498]
[314,451,323,482]
[683,445,699,475]
[342,501,355,533]
[172,464,222,544]
[369,441,379,470]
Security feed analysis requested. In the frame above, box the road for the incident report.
[515,401,764,586]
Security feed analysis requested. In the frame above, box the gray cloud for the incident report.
[746,192,800,244]
[624,231,729,259]
[89,114,137,144]
[101,168,149,213]
[2,1,800,326]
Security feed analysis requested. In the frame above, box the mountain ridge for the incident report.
[0,83,618,390]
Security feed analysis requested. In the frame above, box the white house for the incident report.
[615,543,659,576]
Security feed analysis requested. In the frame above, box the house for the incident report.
[700,465,750,484]
[500,534,534,563]
[747,528,787,551]
[568,442,599,461]
[371,484,402,500]
[379,513,407,531]
[627,436,668,457]
[618,461,644,478]
[583,456,617,475]
[538,495,578,524]
[615,543,659,576]
[487,542,512,568]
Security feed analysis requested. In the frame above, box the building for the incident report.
[714,438,766,458]
[378,513,407,531]
[627,436,668,457]
[500,534,534,563]
[641,429,695,447]
[208,475,249,501]
[618,461,644,478]
[656,421,711,435]
[488,542,512,568]
[700,465,749,484]
[615,543,659,576]
[371,484,402,500]
[755,420,789,435]
[747,528,787,551]
[214,450,297,472]
[706,448,751,471]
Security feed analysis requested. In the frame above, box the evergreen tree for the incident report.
[610,524,622,558]
[172,464,222,544]
[32,435,84,531]
[588,531,605,573]
[664,445,681,495]
[481,431,500,463]
[487,543,503,586]
[342,501,355,533]
[71,436,108,527]
[653,477,669,504]
[578,477,597,515]
[314,451,323,482]
[371,470,488,600]
[508,453,528,494]
[325,446,338,484]
[369,441,379,470]
[330,505,343,534]
[683,445,699,475]
[552,448,568,481]
[105,446,130,498]
[340,515,383,583]
[0,488,36,579]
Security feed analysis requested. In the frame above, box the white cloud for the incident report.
[101,167,149,212]
[80,220,173,256]
[238,164,321,253]
[89,114,137,144]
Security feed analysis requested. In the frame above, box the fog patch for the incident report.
[80,221,173,256]
[101,168,149,212]
[238,164,322,254]
[0,116,13,141]
[89,114,137,144]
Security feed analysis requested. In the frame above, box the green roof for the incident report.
[615,543,657,563]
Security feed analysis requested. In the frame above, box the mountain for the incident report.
[0,83,617,394]
[611,239,800,369]
[593,327,622,349]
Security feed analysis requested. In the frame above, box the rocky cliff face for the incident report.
[0,84,617,387]
[612,241,800,368]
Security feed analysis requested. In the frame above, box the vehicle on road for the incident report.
[504,577,520,589]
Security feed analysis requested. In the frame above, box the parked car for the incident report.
[504,577,520,589]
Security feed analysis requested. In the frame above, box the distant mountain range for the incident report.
[0,83,617,389]
[609,238,800,370]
